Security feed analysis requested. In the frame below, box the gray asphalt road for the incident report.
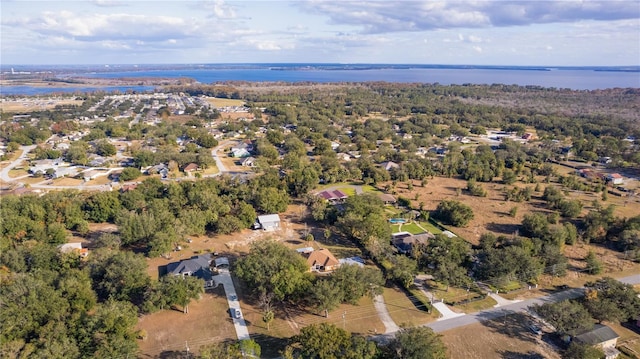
[373,273,639,342]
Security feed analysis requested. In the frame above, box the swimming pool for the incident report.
[389,218,407,224]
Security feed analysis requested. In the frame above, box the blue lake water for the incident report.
[81,68,640,90]
[2,66,639,95]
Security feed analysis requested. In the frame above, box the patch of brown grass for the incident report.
[204,97,245,108]
[136,289,237,358]
[382,286,436,327]
[0,99,83,112]
[441,313,561,359]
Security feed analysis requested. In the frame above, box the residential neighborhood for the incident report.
[2,83,639,359]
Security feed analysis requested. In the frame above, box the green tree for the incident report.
[119,167,142,182]
[287,323,377,359]
[87,249,151,306]
[585,251,603,275]
[584,277,640,323]
[432,200,474,227]
[198,340,261,359]
[158,275,204,313]
[384,326,447,359]
[331,265,385,304]
[557,199,583,218]
[563,341,603,359]
[83,191,121,223]
[388,255,418,289]
[310,279,343,317]
[532,300,593,336]
[234,240,312,302]
[255,187,289,213]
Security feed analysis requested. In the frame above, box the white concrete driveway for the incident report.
[214,269,250,340]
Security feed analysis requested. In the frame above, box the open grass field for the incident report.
[204,97,245,108]
[85,176,111,186]
[136,288,237,358]
[53,177,83,186]
[441,312,561,359]
[7,168,29,178]
[387,176,640,245]
[382,286,437,328]
[0,99,83,112]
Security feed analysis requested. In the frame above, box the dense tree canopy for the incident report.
[234,240,312,302]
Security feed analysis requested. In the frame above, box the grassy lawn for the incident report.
[416,221,442,234]
[8,168,29,178]
[489,280,522,293]
[399,222,424,234]
[426,281,483,305]
[454,296,498,313]
[382,286,436,328]
[337,187,356,196]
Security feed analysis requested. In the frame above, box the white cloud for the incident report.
[300,0,640,33]
[7,11,199,42]
[473,45,482,53]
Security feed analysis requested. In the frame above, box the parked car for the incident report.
[231,308,241,319]
[529,324,542,335]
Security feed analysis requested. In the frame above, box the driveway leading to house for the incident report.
[214,269,250,341]
[373,295,400,334]
[211,141,231,174]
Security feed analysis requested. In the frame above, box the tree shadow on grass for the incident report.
[498,350,546,359]
[475,311,539,343]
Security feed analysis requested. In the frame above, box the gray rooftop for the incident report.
[574,324,619,345]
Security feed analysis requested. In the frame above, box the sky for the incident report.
[1,0,639,66]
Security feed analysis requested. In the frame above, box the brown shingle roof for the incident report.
[306,249,339,269]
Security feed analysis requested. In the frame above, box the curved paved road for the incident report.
[0,144,37,183]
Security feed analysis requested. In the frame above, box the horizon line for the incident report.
[2,63,639,69]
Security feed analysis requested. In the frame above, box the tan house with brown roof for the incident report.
[306,248,340,273]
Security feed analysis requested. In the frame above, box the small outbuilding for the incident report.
[255,214,281,231]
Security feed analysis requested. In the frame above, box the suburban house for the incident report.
[392,232,434,256]
[316,189,348,204]
[147,163,169,178]
[254,214,281,231]
[379,161,400,171]
[231,148,251,158]
[183,162,199,174]
[573,324,620,359]
[231,142,252,158]
[241,156,256,167]
[82,169,105,182]
[166,253,216,288]
[57,242,89,258]
[606,173,624,185]
[379,193,397,204]
[306,248,340,273]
